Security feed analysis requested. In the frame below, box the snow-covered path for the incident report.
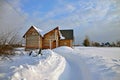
[53,47,92,80]
[0,47,120,80]
[0,50,66,80]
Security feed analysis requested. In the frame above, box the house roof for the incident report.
[23,26,74,40]
[60,30,74,40]
[23,26,41,38]
[23,26,61,38]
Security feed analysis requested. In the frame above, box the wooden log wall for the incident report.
[25,27,42,49]
[59,39,73,47]
[43,29,60,49]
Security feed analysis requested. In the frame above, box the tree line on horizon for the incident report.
[83,36,120,47]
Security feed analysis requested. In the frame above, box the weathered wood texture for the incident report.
[23,26,73,50]
[25,27,42,49]
[59,39,73,47]
[42,28,60,49]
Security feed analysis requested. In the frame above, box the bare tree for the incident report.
[0,30,22,55]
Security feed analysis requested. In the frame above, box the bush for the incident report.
[92,42,100,47]
[0,45,14,55]
[83,36,90,46]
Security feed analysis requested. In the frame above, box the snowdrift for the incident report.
[0,46,120,80]
[0,49,66,80]
[53,46,74,53]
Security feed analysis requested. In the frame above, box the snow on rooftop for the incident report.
[32,26,43,36]
[33,26,65,38]
[59,31,65,39]
[32,26,42,32]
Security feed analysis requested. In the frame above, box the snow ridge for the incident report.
[0,49,66,80]
[0,47,120,80]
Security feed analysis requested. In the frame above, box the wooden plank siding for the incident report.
[23,26,74,50]
[24,27,42,50]
[42,28,60,49]
[59,39,73,47]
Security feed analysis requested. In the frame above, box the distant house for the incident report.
[23,26,74,50]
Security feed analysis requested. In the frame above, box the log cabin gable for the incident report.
[43,27,60,40]
[23,26,42,38]
[42,27,60,49]
[23,26,43,49]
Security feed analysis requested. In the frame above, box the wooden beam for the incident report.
[49,39,52,49]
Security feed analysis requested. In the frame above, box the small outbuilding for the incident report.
[59,30,74,47]
[23,26,74,50]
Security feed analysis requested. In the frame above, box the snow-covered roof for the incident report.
[32,26,65,39]
[59,31,65,39]
[60,30,73,40]
[23,26,74,40]
[32,26,43,36]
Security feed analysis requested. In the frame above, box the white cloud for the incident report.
[1,0,120,44]
[0,0,27,35]
[36,0,120,44]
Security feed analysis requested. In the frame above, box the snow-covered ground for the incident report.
[0,49,66,80]
[0,46,120,80]
[74,47,120,80]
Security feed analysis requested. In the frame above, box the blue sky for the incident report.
[0,0,120,44]
[21,0,56,14]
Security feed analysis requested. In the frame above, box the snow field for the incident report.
[0,49,66,80]
[0,46,120,80]
[75,47,120,80]
[53,46,92,80]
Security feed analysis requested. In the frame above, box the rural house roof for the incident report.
[33,26,59,37]
[23,26,74,40]
[23,26,65,39]
[60,30,74,40]
[23,26,59,37]
[23,26,41,38]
